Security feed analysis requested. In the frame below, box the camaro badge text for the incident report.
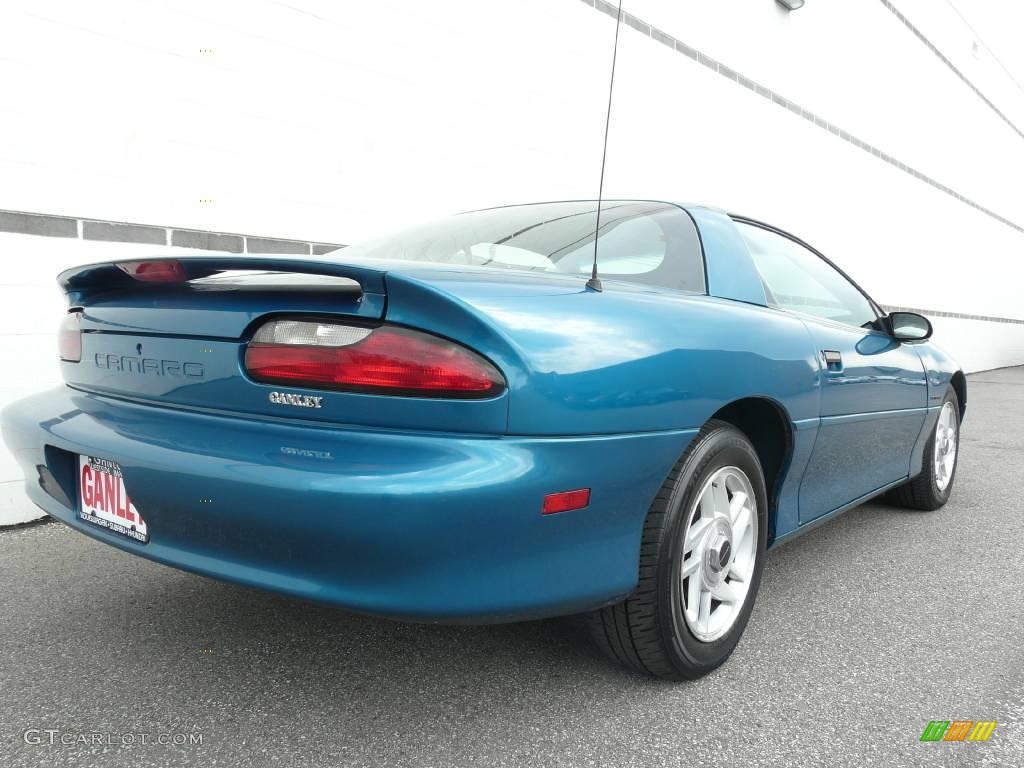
[269,391,323,409]
[94,353,204,378]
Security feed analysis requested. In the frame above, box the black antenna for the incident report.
[587,0,624,293]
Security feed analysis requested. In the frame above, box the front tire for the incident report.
[587,420,768,680]
[887,386,960,511]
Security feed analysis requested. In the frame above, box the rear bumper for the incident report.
[2,387,695,622]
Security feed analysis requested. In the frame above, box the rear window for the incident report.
[335,201,706,292]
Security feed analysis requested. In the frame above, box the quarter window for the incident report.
[735,222,877,329]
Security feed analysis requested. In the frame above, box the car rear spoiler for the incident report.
[57,256,388,319]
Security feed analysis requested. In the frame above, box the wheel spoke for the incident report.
[728,491,747,524]
[687,569,702,617]
[684,517,712,553]
[733,506,752,544]
[698,589,712,631]
[711,579,741,603]
[728,558,750,583]
[681,554,701,578]
[712,479,730,518]
[699,486,717,519]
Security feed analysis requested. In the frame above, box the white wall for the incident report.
[600,0,1024,351]
[1,0,1023,524]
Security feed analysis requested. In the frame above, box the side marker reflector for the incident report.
[542,488,591,515]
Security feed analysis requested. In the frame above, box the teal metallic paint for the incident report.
[386,271,821,436]
[687,206,769,306]
[793,318,929,522]
[0,202,964,620]
[2,388,697,620]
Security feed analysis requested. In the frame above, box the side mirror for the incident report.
[888,311,932,341]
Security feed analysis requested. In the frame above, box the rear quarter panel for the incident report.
[387,270,821,435]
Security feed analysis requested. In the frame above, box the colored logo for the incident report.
[920,721,997,742]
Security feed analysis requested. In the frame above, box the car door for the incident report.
[734,220,928,523]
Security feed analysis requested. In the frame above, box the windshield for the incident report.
[332,201,706,292]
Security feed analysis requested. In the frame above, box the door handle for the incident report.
[822,349,843,372]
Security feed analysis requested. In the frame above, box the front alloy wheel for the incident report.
[888,385,961,511]
[932,400,958,493]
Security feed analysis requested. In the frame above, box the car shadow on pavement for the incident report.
[20,493,916,692]
[6,473,1012,768]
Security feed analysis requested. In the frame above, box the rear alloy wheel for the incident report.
[587,420,767,680]
[888,386,961,511]
[681,467,758,642]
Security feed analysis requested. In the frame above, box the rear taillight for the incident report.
[244,319,505,398]
[117,259,187,283]
[58,311,82,362]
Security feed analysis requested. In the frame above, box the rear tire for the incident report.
[887,386,960,511]
[587,420,768,680]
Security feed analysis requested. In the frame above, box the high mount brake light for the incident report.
[58,311,82,362]
[117,260,187,283]
[244,319,505,398]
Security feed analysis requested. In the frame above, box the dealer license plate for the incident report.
[78,455,149,543]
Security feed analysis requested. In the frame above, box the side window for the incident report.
[735,222,878,329]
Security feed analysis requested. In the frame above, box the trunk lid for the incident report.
[58,256,511,434]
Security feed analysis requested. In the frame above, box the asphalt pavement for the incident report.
[1,368,1022,768]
